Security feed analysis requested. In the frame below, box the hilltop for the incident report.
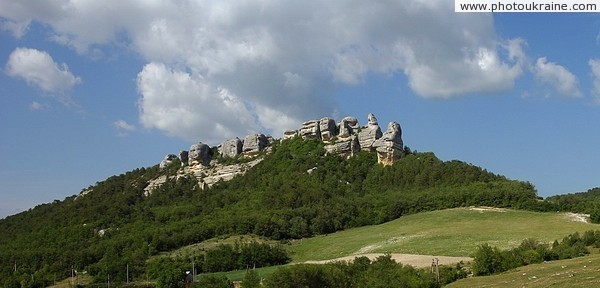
[151,113,406,191]
[0,113,547,286]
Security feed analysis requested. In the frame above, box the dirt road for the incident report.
[304,253,472,268]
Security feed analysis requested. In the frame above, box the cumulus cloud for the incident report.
[29,101,45,110]
[5,47,81,101]
[137,63,262,143]
[532,57,581,98]
[114,120,136,136]
[1,0,528,141]
[588,59,600,103]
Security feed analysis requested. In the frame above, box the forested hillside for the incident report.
[0,138,539,286]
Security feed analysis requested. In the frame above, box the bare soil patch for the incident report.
[469,206,508,213]
[304,253,472,268]
[564,212,590,223]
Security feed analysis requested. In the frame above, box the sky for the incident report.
[1,1,600,219]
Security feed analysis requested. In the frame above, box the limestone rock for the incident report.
[324,135,360,159]
[283,130,297,140]
[188,142,212,166]
[179,150,189,166]
[243,133,269,156]
[186,158,264,189]
[299,120,321,139]
[319,117,337,141]
[159,154,178,169]
[358,113,382,150]
[338,117,359,138]
[219,137,243,158]
[373,121,404,166]
[342,116,360,130]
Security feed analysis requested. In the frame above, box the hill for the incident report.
[0,136,540,286]
[199,207,600,283]
[288,207,599,262]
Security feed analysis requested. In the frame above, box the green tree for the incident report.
[242,269,261,288]
[193,275,233,288]
[156,267,181,288]
[472,244,503,276]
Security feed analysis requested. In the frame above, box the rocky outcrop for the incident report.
[299,120,320,139]
[188,142,212,166]
[283,130,297,140]
[324,135,359,158]
[219,138,243,158]
[243,134,269,157]
[357,113,383,150]
[149,112,405,196]
[179,150,189,166]
[319,117,337,141]
[188,158,263,189]
[373,122,404,166]
[159,154,178,168]
[338,116,358,138]
[287,113,404,165]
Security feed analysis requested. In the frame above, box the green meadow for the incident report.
[288,207,599,261]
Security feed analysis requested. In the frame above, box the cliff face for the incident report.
[153,113,404,194]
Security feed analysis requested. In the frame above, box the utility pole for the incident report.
[127,264,129,284]
[192,260,195,282]
[432,258,439,284]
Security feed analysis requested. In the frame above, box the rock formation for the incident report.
[159,154,178,168]
[149,112,405,195]
[179,150,189,166]
[357,113,383,150]
[324,135,359,158]
[299,120,320,139]
[242,134,269,157]
[188,142,212,166]
[283,130,297,140]
[319,117,337,141]
[289,113,404,165]
[373,121,404,166]
[338,116,359,138]
[219,137,243,158]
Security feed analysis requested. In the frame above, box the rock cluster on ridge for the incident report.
[153,112,404,194]
[288,113,404,165]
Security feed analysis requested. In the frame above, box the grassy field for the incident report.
[287,207,600,262]
[447,251,600,288]
[154,234,270,259]
[47,274,92,288]
[187,207,600,284]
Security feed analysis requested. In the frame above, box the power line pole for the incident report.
[126,264,129,284]
[192,260,195,282]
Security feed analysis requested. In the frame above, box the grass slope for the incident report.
[288,207,600,262]
[447,251,600,288]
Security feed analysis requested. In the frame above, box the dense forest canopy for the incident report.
[0,137,556,286]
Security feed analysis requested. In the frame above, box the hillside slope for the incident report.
[0,138,540,286]
[288,208,600,262]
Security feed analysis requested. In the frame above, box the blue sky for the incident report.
[1,1,600,219]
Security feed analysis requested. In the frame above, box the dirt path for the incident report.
[304,253,472,268]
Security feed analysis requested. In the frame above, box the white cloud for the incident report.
[137,63,261,143]
[5,47,81,101]
[114,120,136,136]
[29,101,45,110]
[588,59,600,103]
[532,57,581,98]
[2,0,529,141]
